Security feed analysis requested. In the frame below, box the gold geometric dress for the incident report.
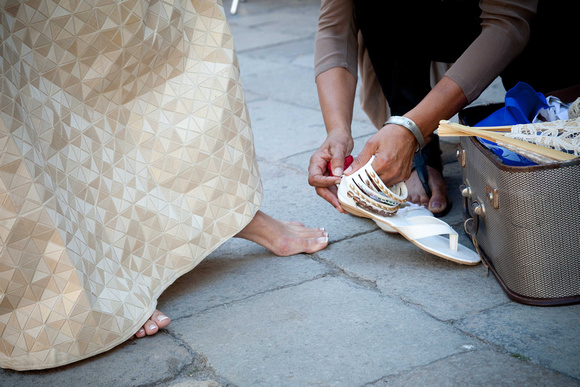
[0,0,262,370]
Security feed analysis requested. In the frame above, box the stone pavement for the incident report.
[1,1,579,386]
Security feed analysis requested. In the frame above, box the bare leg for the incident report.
[133,211,328,338]
[405,166,448,215]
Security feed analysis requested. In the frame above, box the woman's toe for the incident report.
[305,234,329,253]
[143,319,159,335]
[135,327,146,338]
[152,310,171,329]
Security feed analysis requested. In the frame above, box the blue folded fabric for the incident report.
[475,82,549,166]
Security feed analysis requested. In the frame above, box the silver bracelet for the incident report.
[384,116,425,151]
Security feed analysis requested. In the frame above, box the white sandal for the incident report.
[337,156,480,265]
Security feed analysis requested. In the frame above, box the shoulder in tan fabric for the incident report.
[0,0,262,370]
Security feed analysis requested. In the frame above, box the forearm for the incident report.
[405,75,468,141]
[316,67,357,136]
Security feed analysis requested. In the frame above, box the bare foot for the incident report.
[405,165,448,215]
[132,310,171,339]
[234,210,329,256]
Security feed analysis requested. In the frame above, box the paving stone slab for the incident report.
[456,303,580,379]
[239,58,320,110]
[0,333,193,387]
[316,231,508,321]
[237,38,316,70]
[247,99,327,161]
[229,8,319,39]
[157,250,330,320]
[170,277,480,386]
[255,155,308,181]
[372,349,579,386]
[167,379,223,387]
[229,27,300,53]
[224,0,320,21]
[237,54,290,82]
[227,3,318,54]
[164,352,233,387]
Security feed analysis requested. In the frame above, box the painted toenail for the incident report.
[317,236,328,243]
[149,323,157,331]
[156,315,169,322]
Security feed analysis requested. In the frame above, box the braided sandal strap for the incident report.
[344,156,408,216]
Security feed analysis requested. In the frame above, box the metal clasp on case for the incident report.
[456,145,466,167]
[460,184,471,199]
[485,185,499,209]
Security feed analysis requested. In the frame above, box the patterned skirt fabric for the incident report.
[0,0,262,370]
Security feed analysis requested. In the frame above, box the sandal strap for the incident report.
[413,152,431,198]
[392,215,458,251]
[360,156,408,203]
[344,156,408,216]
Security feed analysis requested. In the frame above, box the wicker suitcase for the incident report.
[457,132,580,306]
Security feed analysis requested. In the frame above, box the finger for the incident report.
[329,154,346,177]
[308,155,327,176]
[309,173,341,188]
[308,155,333,184]
[344,143,374,175]
[308,156,341,186]
[328,144,349,176]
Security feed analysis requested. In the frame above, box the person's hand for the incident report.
[308,131,354,213]
[344,124,416,186]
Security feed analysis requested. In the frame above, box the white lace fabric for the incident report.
[506,118,580,156]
